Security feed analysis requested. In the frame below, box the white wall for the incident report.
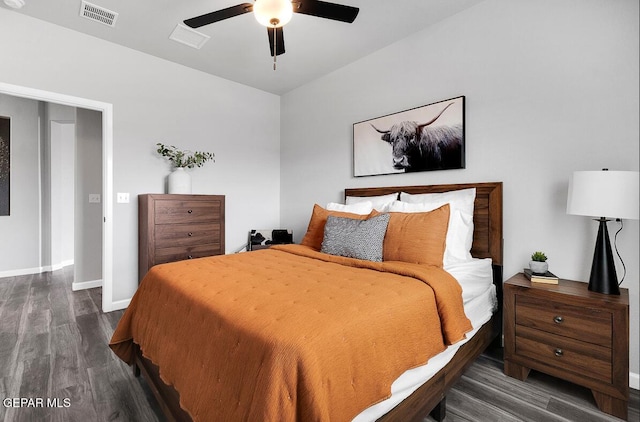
[0,9,281,303]
[47,103,77,271]
[281,0,639,380]
[49,120,75,269]
[0,96,41,272]
[75,108,102,284]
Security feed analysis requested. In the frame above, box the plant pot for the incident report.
[168,167,191,194]
[529,260,548,275]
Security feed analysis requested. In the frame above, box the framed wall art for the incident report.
[0,116,9,216]
[353,96,465,177]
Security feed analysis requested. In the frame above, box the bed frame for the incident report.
[346,182,503,421]
[132,181,503,422]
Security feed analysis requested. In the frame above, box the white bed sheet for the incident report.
[353,258,497,422]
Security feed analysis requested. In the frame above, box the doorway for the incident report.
[0,82,114,312]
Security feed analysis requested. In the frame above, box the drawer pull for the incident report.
[553,316,564,324]
[188,232,193,237]
[188,255,193,259]
[554,348,563,357]
[187,209,193,214]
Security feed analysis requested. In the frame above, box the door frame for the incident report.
[0,82,115,312]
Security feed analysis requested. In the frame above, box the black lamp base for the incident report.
[588,218,620,295]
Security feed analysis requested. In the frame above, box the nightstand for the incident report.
[503,273,629,420]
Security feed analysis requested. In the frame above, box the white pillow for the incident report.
[396,188,476,265]
[326,201,373,215]
[346,193,398,212]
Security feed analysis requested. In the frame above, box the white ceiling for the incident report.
[4,0,484,95]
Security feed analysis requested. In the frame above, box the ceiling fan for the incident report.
[184,0,359,69]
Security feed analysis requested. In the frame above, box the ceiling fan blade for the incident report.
[184,3,253,28]
[293,0,359,23]
[267,27,286,56]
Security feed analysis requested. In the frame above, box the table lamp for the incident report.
[566,169,639,295]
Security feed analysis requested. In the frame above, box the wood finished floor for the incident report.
[0,268,637,422]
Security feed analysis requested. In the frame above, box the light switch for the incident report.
[117,192,130,203]
[89,194,101,203]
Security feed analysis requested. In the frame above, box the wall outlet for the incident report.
[117,192,130,203]
[89,194,101,203]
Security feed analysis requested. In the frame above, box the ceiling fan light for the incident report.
[253,0,292,28]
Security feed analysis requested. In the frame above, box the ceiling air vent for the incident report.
[169,24,210,50]
[80,0,118,27]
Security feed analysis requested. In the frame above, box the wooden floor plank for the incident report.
[48,282,74,329]
[453,374,569,421]
[0,376,8,421]
[87,360,160,422]
[75,313,113,368]
[546,396,623,422]
[437,387,532,422]
[15,356,52,422]
[71,290,99,318]
[461,356,551,408]
[50,323,86,392]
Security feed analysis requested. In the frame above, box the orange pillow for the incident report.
[300,204,372,250]
[382,204,450,266]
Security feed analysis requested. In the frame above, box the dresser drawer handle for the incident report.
[188,232,193,237]
[553,316,564,324]
[554,348,563,357]
[187,209,193,214]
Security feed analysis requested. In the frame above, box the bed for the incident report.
[110,182,503,422]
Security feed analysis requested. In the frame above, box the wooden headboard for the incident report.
[344,182,503,266]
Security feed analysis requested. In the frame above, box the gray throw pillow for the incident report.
[321,213,390,262]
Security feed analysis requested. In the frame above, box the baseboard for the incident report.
[631,372,639,390]
[71,279,102,291]
[108,298,131,312]
[0,266,50,278]
[0,261,74,278]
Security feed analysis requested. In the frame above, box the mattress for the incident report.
[354,258,497,421]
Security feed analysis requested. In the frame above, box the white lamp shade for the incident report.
[253,0,293,27]
[567,170,639,220]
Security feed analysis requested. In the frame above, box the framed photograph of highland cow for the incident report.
[353,96,465,177]
[0,116,9,216]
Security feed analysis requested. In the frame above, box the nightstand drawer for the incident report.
[515,294,612,347]
[155,223,222,248]
[516,325,612,383]
[154,200,222,225]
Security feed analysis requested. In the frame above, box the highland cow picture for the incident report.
[353,96,465,177]
[0,117,9,216]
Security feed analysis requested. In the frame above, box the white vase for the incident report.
[529,260,548,275]
[168,168,191,194]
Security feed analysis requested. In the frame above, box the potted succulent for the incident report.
[529,251,548,274]
[156,143,215,194]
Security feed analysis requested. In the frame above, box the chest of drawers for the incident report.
[138,194,225,281]
[503,273,629,420]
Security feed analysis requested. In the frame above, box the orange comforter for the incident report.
[109,244,471,421]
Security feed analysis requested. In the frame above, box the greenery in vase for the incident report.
[156,143,215,169]
[530,251,547,262]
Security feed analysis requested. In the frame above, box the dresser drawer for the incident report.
[154,244,222,265]
[154,200,222,225]
[155,223,221,248]
[515,294,612,347]
[515,325,612,383]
